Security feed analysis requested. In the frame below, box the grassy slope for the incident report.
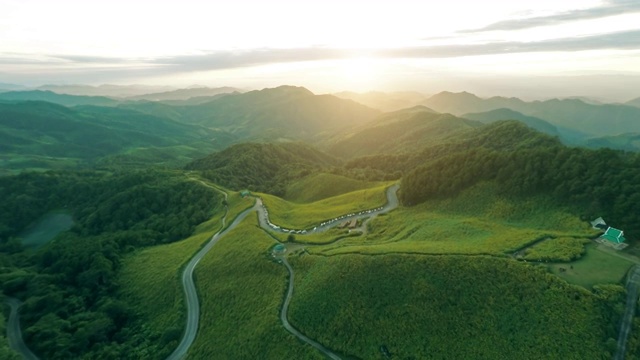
[118,190,253,357]
[259,183,390,229]
[288,254,615,359]
[284,173,382,203]
[189,217,321,359]
[315,183,594,256]
[549,244,637,289]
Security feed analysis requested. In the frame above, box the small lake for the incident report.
[20,212,74,247]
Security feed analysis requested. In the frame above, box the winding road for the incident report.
[278,257,342,360]
[167,188,258,360]
[5,297,39,360]
[168,182,400,359]
[614,265,640,360]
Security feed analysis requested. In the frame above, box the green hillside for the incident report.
[327,107,481,158]
[186,142,339,195]
[400,132,640,238]
[190,217,321,359]
[288,254,622,359]
[586,132,640,152]
[0,101,227,171]
[284,173,382,203]
[462,108,559,137]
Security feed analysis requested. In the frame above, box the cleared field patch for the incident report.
[189,217,320,359]
[284,173,382,203]
[313,184,595,256]
[523,237,590,262]
[259,184,390,229]
[288,254,616,359]
[20,211,74,247]
[549,244,636,289]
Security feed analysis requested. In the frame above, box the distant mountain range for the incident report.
[333,91,427,112]
[127,87,243,101]
[36,84,176,97]
[424,91,640,137]
[148,85,381,141]
[0,90,119,107]
[627,97,640,108]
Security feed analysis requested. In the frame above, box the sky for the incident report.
[1,0,640,100]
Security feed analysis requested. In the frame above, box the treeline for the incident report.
[401,142,640,238]
[334,120,562,182]
[0,170,221,359]
[186,142,339,195]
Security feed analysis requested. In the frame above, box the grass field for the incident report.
[312,183,595,256]
[189,217,321,359]
[258,183,391,229]
[287,253,617,359]
[284,173,383,203]
[549,244,636,289]
[19,211,74,247]
[118,188,253,358]
[522,237,591,262]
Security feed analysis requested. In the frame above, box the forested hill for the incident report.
[400,127,640,238]
[0,170,221,358]
[424,91,640,137]
[0,101,229,172]
[327,107,481,159]
[166,86,380,140]
[341,120,561,178]
[185,142,339,195]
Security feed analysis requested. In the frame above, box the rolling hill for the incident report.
[173,86,380,141]
[327,106,480,158]
[0,101,231,172]
[333,90,427,112]
[462,108,559,137]
[186,142,339,195]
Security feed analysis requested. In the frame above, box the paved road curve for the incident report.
[5,297,39,360]
[166,190,258,360]
[269,184,400,360]
[169,183,399,359]
[614,265,640,360]
[279,257,342,360]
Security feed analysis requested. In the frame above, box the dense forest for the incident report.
[400,133,640,238]
[0,170,221,359]
[186,142,339,195]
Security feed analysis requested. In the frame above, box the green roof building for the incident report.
[273,244,286,253]
[602,227,625,244]
[240,190,251,198]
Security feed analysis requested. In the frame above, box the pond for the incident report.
[20,211,74,247]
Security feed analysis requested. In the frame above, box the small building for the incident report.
[601,227,626,244]
[240,190,251,198]
[590,217,607,230]
[348,219,357,229]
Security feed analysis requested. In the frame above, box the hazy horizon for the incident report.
[1,0,640,101]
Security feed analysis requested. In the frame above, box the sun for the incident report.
[338,57,380,90]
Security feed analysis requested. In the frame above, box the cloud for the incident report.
[1,29,639,77]
[462,0,640,33]
[147,29,640,72]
